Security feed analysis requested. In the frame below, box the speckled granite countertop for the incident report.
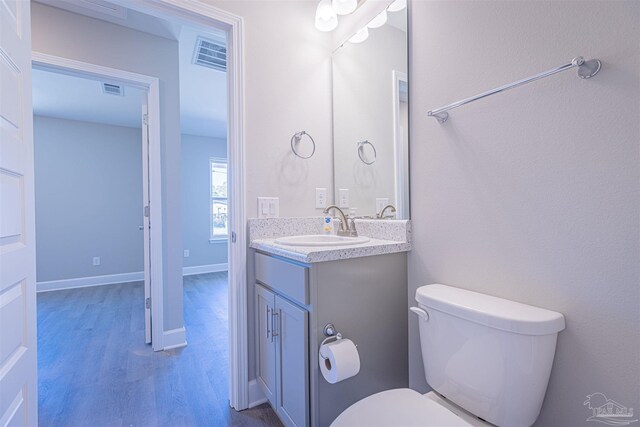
[248,217,411,263]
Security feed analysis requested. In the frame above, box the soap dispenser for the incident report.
[323,215,335,235]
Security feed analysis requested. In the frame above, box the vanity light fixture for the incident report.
[349,26,369,43]
[387,0,407,12]
[367,9,387,28]
[315,0,338,32]
[332,0,357,15]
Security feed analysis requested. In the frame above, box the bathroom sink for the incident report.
[274,234,370,247]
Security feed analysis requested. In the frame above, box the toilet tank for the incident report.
[414,284,565,427]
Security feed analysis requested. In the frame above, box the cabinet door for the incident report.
[275,296,309,427]
[256,284,277,407]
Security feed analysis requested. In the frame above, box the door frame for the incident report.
[392,70,409,219]
[32,52,165,351]
[104,0,249,410]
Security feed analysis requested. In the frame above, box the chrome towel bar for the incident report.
[427,56,601,123]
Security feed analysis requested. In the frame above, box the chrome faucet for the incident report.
[323,205,353,237]
[377,204,397,219]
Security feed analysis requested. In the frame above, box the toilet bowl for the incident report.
[331,388,492,427]
[331,284,565,427]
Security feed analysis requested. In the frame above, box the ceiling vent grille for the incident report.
[102,82,124,96]
[193,36,226,72]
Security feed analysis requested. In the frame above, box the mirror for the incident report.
[332,5,409,219]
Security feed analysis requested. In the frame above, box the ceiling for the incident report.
[33,69,145,128]
[32,0,228,138]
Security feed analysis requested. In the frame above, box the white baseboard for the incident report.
[37,271,144,293]
[183,263,228,276]
[163,327,187,350]
[248,379,267,408]
[37,264,228,292]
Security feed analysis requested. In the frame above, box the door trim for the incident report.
[31,52,165,351]
[106,0,249,410]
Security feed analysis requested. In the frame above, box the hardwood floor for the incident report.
[37,272,282,427]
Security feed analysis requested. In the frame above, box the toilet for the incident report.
[331,284,565,427]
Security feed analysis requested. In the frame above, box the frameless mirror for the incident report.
[332,5,409,219]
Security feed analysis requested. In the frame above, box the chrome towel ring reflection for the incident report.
[291,131,316,159]
[357,140,376,165]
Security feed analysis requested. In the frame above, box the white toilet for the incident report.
[332,284,565,427]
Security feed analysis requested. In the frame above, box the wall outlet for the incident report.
[183,249,190,258]
[376,198,389,215]
[338,189,349,208]
[92,256,101,266]
[258,197,279,219]
[315,188,327,208]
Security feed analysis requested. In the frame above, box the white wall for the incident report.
[31,2,184,331]
[408,1,640,425]
[34,116,143,282]
[204,0,335,218]
[181,133,228,268]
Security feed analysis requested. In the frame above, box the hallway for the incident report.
[37,273,281,426]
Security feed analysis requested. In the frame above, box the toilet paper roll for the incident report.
[319,338,360,384]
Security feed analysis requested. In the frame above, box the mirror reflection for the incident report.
[332,6,408,219]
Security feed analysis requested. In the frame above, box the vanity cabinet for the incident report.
[254,250,408,427]
[255,254,310,427]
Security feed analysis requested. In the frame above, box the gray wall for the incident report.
[181,133,227,268]
[34,116,143,282]
[408,1,640,426]
[31,2,183,331]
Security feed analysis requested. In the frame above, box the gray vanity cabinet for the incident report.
[256,277,310,427]
[254,250,408,427]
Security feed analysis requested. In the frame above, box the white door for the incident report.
[141,97,151,344]
[0,0,38,425]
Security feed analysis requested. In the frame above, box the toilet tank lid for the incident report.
[415,284,565,335]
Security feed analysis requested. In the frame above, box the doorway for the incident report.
[0,1,247,424]
[108,0,249,409]
[32,54,165,350]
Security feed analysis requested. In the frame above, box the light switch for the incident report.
[339,189,349,208]
[183,249,190,258]
[316,188,327,208]
[258,197,269,218]
[376,198,389,215]
[258,197,279,219]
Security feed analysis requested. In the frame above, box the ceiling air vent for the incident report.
[193,36,226,72]
[102,82,124,96]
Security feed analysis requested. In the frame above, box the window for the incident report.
[210,158,228,240]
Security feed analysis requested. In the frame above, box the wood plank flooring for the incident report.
[37,272,282,427]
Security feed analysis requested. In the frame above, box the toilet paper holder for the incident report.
[320,323,349,361]
[323,323,339,337]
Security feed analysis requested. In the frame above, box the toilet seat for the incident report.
[330,389,489,427]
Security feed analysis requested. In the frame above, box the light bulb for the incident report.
[349,26,369,44]
[315,0,338,32]
[367,9,387,28]
[332,0,357,15]
[387,0,407,12]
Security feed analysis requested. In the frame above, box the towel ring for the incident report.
[291,131,316,159]
[357,140,376,165]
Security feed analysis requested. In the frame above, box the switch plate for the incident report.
[258,197,280,219]
[376,198,389,215]
[315,188,327,208]
[338,189,349,208]
[93,257,101,266]
[183,249,190,258]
